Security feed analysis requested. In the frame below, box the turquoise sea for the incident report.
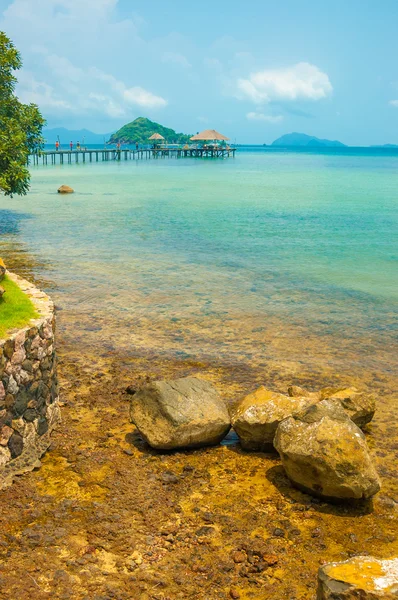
[0,147,397,378]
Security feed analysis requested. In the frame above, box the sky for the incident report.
[1,0,398,145]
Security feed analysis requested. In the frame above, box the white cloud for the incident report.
[2,0,167,121]
[162,52,191,69]
[389,100,398,107]
[238,62,332,103]
[123,87,167,108]
[15,50,167,117]
[246,112,283,123]
[16,70,72,110]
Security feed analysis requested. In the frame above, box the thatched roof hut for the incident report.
[148,133,165,140]
[190,129,229,141]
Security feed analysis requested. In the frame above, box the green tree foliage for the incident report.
[0,32,45,196]
[109,117,191,145]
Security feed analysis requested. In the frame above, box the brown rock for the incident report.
[0,286,5,298]
[263,554,279,566]
[57,185,74,194]
[317,555,398,599]
[231,386,317,451]
[274,399,381,502]
[0,425,13,446]
[232,551,246,564]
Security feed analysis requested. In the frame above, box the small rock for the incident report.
[0,286,5,298]
[57,185,74,193]
[232,551,246,564]
[195,526,215,537]
[161,470,179,484]
[272,528,285,538]
[230,588,240,599]
[263,554,279,566]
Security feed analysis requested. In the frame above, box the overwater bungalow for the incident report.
[148,133,165,148]
[190,129,231,149]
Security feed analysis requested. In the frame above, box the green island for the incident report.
[108,116,192,145]
[0,274,38,338]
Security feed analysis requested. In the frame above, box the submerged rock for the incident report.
[274,399,381,501]
[320,387,376,427]
[231,386,316,451]
[318,555,398,599]
[129,376,230,450]
[0,258,5,281]
[57,185,74,194]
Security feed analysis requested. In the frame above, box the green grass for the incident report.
[0,275,38,339]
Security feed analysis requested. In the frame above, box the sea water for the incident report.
[0,147,397,376]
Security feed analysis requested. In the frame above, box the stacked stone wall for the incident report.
[0,271,60,488]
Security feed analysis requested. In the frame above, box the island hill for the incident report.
[109,117,192,145]
[271,132,346,147]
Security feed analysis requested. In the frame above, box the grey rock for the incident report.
[129,376,230,450]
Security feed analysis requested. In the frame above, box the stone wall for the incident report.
[0,271,61,489]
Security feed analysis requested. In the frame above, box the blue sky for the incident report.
[1,0,398,145]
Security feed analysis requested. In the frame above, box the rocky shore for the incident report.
[0,257,396,599]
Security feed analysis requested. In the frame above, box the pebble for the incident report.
[272,528,285,537]
[232,551,246,564]
[161,471,179,484]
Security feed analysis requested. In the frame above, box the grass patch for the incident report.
[0,275,38,339]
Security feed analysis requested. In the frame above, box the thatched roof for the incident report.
[148,133,165,140]
[190,129,230,141]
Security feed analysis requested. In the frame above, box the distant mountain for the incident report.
[43,127,112,145]
[371,143,398,148]
[272,132,346,148]
[109,117,191,145]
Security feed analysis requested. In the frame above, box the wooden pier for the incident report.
[29,147,236,166]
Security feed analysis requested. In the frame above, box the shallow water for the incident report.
[1,150,397,369]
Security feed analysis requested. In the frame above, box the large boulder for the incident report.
[129,376,230,450]
[320,387,376,428]
[317,556,398,599]
[274,399,381,501]
[57,185,74,193]
[231,386,317,451]
[0,258,5,281]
